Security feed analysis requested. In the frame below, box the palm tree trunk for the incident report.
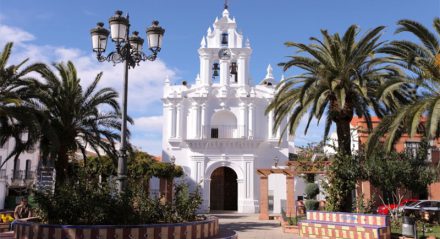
[335,119,352,155]
[55,146,69,189]
[335,118,353,212]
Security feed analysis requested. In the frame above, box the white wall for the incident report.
[0,137,40,209]
[268,173,286,214]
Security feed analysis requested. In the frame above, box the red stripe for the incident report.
[48,227,55,239]
[107,228,115,239]
[154,227,161,239]
[16,224,21,239]
[37,226,43,239]
[192,225,197,238]
[76,228,82,239]
[201,223,205,239]
[168,226,174,239]
[181,225,187,239]
[30,226,38,239]
[90,228,98,239]
[123,227,131,239]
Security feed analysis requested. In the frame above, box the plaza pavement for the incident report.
[211,212,303,239]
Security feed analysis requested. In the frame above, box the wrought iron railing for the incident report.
[25,171,35,180]
[12,170,24,180]
[201,125,247,139]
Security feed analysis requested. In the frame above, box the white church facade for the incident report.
[161,7,292,213]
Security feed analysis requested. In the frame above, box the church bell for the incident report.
[230,62,238,75]
[212,63,220,78]
[221,33,228,46]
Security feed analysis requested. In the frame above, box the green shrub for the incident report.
[325,153,361,212]
[305,200,320,210]
[173,182,203,222]
[305,183,320,199]
[34,165,202,225]
[34,178,136,225]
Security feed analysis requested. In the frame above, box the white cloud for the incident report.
[131,138,162,155]
[0,25,35,46]
[133,116,163,133]
[0,21,176,154]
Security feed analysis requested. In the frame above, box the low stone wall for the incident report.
[14,217,219,239]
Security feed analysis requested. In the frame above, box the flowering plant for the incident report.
[0,214,14,223]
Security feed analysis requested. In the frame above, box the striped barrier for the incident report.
[299,211,390,239]
[13,216,219,239]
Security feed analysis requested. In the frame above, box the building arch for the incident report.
[209,166,238,211]
[210,110,237,126]
[205,161,244,180]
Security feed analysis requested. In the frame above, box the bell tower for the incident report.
[162,4,289,214]
[198,7,252,93]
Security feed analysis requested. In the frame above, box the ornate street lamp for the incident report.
[90,10,165,193]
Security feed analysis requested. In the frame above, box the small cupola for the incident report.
[259,64,276,86]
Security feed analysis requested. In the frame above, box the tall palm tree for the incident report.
[35,61,125,185]
[268,25,408,156]
[0,42,45,168]
[367,18,440,154]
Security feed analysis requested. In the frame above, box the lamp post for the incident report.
[90,10,165,193]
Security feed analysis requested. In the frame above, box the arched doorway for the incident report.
[210,167,238,211]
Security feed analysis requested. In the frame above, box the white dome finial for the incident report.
[222,9,230,18]
[164,75,170,86]
[266,64,274,79]
[245,38,251,48]
[200,36,206,48]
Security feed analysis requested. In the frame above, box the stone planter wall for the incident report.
[14,217,219,239]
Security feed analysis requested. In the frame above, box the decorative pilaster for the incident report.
[191,101,201,139]
[268,110,274,139]
[159,177,173,203]
[239,102,248,138]
[219,59,229,86]
[237,54,246,86]
[200,103,207,139]
[176,103,182,139]
[169,103,176,138]
[259,176,269,220]
[199,53,211,86]
[286,176,295,216]
[248,103,254,139]
[202,178,211,212]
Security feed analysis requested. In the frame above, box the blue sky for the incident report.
[0,0,439,154]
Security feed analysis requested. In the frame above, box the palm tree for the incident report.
[35,61,125,185]
[268,25,407,156]
[367,18,440,154]
[0,42,45,168]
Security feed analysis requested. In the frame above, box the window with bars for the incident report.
[211,128,219,139]
[405,141,420,158]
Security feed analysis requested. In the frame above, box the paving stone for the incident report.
[211,212,305,239]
